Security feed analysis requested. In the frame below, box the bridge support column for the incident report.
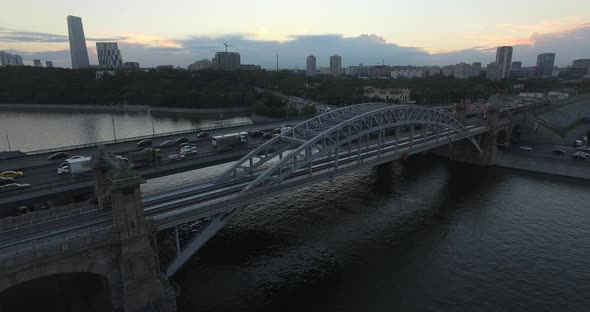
[454,103,466,124]
[93,145,111,209]
[481,105,499,166]
[108,160,177,312]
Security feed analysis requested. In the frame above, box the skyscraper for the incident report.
[67,15,90,69]
[495,46,513,79]
[306,55,316,77]
[96,42,123,68]
[329,55,342,77]
[33,59,42,67]
[45,61,54,68]
[535,53,555,77]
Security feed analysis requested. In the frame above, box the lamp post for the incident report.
[110,113,117,142]
[147,108,155,137]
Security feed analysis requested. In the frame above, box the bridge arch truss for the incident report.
[216,103,482,192]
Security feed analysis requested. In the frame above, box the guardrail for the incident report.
[24,121,255,156]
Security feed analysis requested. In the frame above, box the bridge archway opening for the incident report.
[497,130,509,146]
[0,272,112,312]
[510,125,522,143]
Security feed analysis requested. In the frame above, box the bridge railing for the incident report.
[0,224,114,264]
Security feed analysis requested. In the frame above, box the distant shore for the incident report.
[0,103,252,115]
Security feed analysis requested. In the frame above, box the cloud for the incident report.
[0,28,127,43]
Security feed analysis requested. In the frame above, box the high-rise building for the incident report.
[329,55,342,77]
[33,59,42,67]
[572,59,590,68]
[486,62,503,80]
[471,62,482,77]
[306,55,316,77]
[0,51,23,66]
[511,62,522,70]
[536,53,555,77]
[45,61,54,68]
[67,15,90,69]
[212,52,240,71]
[96,42,123,68]
[495,46,513,79]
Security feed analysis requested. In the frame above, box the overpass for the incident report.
[0,100,552,311]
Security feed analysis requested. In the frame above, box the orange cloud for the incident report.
[119,33,183,49]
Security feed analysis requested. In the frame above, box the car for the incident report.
[272,128,281,134]
[249,130,263,137]
[167,154,185,161]
[180,145,197,152]
[262,132,273,139]
[0,177,15,186]
[519,146,533,151]
[0,170,24,178]
[577,146,590,153]
[552,149,567,155]
[197,131,210,138]
[180,147,198,156]
[571,152,589,160]
[180,142,196,148]
[16,206,30,216]
[66,155,85,161]
[175,137,190,144]
[159,140,176,147]
[48,152,70,160]
[137,139,153,147]
[114,155,129,162]
[0,183,31,193]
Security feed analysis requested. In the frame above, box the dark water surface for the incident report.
[172,158,590,312]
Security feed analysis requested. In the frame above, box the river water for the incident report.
[2,110,590,311]
[0,109,251,152]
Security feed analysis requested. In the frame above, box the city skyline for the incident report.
[0,1,589,68]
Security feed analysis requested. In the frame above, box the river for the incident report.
[2,110,590,311]
[0,109,251,152]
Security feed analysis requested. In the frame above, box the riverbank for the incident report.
[0,103,252,115]
[495,151,590,180]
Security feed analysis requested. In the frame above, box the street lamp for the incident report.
[147,107,156,137]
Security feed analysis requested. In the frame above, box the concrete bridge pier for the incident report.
[107,160,177,312]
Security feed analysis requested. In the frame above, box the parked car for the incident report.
[167,154,185,161]
[262,132,273,139]
[0,183,31,193]
[519,146,533,151]
[0,177,15,186]
[159,140,176,147]
[197,131,210,138]
[48,152,70,160]
[175,137,190,144]
[552,149,567,155]
[576,146,590,153]
[137,139,153,147]
[0,170,24,178]
[272,128,281,134]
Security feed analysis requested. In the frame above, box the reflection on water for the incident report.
[0,109,251,152]
[146,158,590,312]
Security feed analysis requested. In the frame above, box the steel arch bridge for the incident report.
[215,102,482,190]
[160,103,487,276]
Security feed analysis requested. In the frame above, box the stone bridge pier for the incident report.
[0,153,177,312]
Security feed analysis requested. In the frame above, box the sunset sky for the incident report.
[1,0,589,68]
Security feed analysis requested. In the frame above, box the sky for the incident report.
[1,0,589,69]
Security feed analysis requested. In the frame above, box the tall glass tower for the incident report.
[67,15,90,69]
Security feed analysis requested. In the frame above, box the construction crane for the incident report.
[223,42,235,53]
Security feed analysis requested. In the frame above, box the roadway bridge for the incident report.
[0,101,552,311]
